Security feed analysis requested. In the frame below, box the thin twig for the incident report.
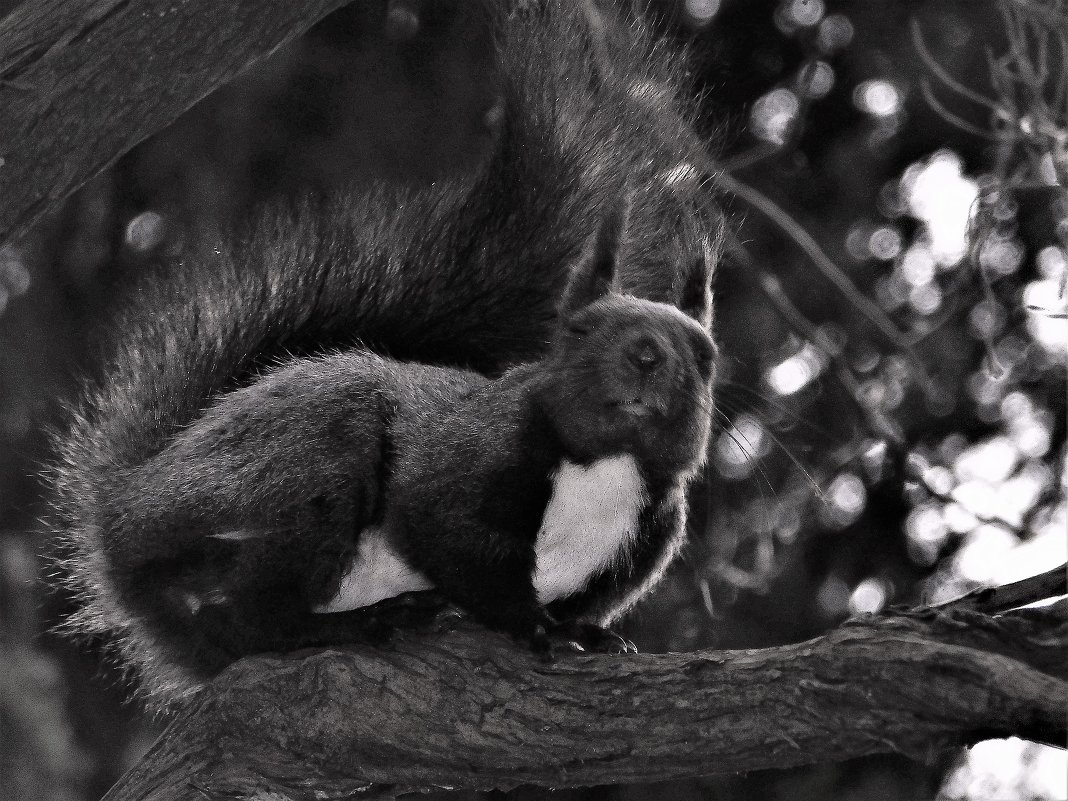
[714,170,933,395]
[719,143,782,173]
[934,563,1067,613]
[1003,0,1068,42]
[919,79,1000,140]
[726,235,904,446]
[910,19,1002,112]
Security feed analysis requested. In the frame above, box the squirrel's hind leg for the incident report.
[175,588,455,671]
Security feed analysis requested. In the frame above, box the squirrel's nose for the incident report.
[627,336,664,373]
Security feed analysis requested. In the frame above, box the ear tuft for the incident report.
[678,238,714,327]
[559,206,624,317]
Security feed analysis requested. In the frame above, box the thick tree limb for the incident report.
[103,568,1067,801]
[0,0,352,248]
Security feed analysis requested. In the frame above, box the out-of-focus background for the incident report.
[1,1,1064,800]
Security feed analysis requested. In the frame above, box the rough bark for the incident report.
[102,570,1067,801]
[0,0,352,248]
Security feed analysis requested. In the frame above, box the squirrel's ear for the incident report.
[559,207,623,316]
[677,237,714,327]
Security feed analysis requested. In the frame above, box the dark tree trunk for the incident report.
[0,0,352,247]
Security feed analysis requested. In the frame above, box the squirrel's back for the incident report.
[49,1,721,702]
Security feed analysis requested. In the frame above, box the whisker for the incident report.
[715,399,826,500]
[709,409,779,500]
[702,410,779,570]
[718,381,844,443]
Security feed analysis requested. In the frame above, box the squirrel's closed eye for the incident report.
[692,335,718,375]
[567,324,591,336]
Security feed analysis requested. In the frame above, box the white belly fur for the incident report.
[534,454,646,604]
[313,526,433,613]
[314,454,646,613]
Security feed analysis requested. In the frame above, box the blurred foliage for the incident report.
[0,0,1064,800]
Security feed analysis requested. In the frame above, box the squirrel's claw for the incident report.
[545,620,638,656]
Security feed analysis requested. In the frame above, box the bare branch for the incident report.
[934,564,1067,614]
[718,143,782,173]
[1003,0,1068,40]
[919,79,1001,140]
[910,19,1002,113]
[725,236,904,446]
[713,172,920,361]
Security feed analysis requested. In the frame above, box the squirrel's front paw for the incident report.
[545,620,638,656]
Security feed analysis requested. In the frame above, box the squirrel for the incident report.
[84,212,715,691]
[49,0,721,704]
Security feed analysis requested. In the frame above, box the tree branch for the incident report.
[103,573,1067,800]
[0,0,353,248]
[933,563,1067,613]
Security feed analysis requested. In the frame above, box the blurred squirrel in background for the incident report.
[50,0,722,704]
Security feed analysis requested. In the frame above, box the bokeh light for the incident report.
[908,281,942,315]
[820,472,867,529]
[816,14,853,53]
[968,299,1006,340]
[978,236,1025,276]
[940,738,1068,801]
[766,342,825,395]
[796,60,835,99]
[848,577,888,614]
[750,87,800,145]
[902,150,979,266]
[853,79,901,118]
[684,0,721,26]
[714,414,769,480]
[1036,245,1066,278]
[868,226,902,260]
[789,0,824,27]
[954,436,1018,484]
[906,503,949,565]
[900,243,936,285]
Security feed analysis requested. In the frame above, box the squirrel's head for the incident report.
[534,208,717,475]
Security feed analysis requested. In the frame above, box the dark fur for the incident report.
[390,231,716,644]
[70,217,715,696]
[50,0,721,703]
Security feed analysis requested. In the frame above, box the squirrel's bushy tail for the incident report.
[49,0,722,703]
